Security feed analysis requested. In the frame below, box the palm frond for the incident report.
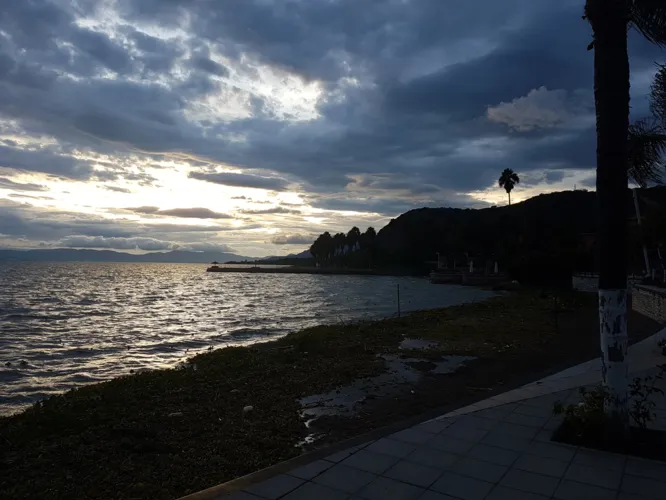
[628,118,666,187]
[630,0,666,46]
[651,64,666,124]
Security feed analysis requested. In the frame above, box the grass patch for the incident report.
[0,290,656,499]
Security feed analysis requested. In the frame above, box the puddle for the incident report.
[298,351,476,445]
[399,338,439,350]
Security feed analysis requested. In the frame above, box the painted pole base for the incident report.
[599,288,628,424]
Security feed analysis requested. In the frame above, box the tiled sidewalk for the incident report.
[186,329,666,500]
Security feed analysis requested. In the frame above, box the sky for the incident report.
[0,0,663,258]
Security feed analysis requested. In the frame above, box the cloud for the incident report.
[0,0,662,256]
[127,206,232,219]
[240,206,301,215]
[487,87,593,131]
[188,172,291,191]
[52,235,236,253]
[103,186,132,193]
[271,233,316,245]
[55,235,174,251]
[174,242,235,252]
[0,176,48,192]
[156,208,232,219]
[190,56,230,77]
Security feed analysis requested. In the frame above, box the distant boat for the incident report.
[207,261,221,272]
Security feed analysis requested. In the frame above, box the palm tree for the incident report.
[347,226,362,253]
[651,64,666,123]
[498,168,520,205]
[584,0,666,426]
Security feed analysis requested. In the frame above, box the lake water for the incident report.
[0,262,496,415]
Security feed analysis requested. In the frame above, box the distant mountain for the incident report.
[288,249,312,259]
[0,249,251,263]
[372,186,666,284]
[258,249,312,261]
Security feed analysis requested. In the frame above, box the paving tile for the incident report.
[282,481,349,500]
[525,441,576,461]
[474,408,512,421]
[621,473,666,499]
[384,460,442,488]
[543,417,564,431]
[416,420,454,434]
[325,447,362,463]
[226,492,264,500]
[357,476,425,500]
[486,485,550,500]
[554,480,617,500]
[571,449,625,472]
[625,456,666,482]
[341,449,400,474]
[617,494,653,500]
[513,453,569,477]
[499,469,559,497]
[440,425,488,442]
[245,474,304,499]
[467,444,520,466]
[430,472,494,500]
[428,434,476,454]
[521,393,567,408]
[512,403,555,418]
[533,430,554,443]
[481,431,532,452]
[450,415,500,431]
[313,464,376,494]
[564,463,621,490]
[493,422,540,440]
[367,438,417,458]
[503,412,550,429]
[450,456,508,483]
[406,447,459,470]
[390,428,435,445]
[288,459,334,480]
[416,492,458,500]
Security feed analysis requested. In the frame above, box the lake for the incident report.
[0,262,496,415]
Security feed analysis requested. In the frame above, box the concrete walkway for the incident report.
[185,329,666,500]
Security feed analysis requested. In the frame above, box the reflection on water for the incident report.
[0,262,496,415]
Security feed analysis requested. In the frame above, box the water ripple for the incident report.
[0,262,496,415]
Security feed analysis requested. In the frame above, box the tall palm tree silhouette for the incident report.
[498,168,520,205]
[585,0,666,426]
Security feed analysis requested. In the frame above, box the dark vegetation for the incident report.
[304,187,666,286]
[0,291,661,500]
[552,363,666,461]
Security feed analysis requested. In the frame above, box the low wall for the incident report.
[572,274,643,293]
[633,285,666,324]
[572,274,599,293]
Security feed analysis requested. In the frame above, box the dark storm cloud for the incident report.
[0,0,664,229]
[240,207,300,215]
[126,206,232,219]
[0,201,241,248]
[188,172,291,191]
[0,177,48,192]
[0,145,94,180]
[190,56,230,77]
[271,233,315,245]
[157,208,232,219]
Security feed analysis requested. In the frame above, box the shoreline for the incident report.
[1,290,661,499]
[206,265,421,276]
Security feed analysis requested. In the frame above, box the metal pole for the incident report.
[397,284,401,318]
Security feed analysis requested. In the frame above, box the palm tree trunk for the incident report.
[589,0,630,427]
[508,191,511,205]
[632,187,650,275]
